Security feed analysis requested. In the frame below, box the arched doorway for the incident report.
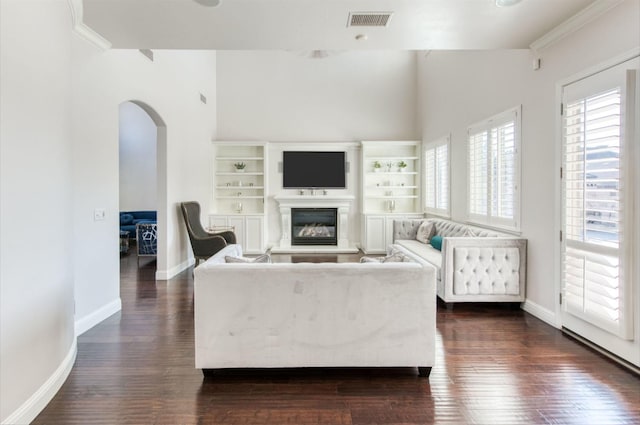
[118,100,168,275]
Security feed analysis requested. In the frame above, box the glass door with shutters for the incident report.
[561,56,639,366]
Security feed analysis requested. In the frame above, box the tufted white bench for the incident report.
[393,218,527,303]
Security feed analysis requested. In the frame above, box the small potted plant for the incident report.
[233,162,246,173]
[373,161,382,173]
[397,160,408,172]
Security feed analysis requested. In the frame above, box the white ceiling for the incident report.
[82,0,601,50]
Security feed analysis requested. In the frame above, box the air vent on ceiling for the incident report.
[347,12,393,27]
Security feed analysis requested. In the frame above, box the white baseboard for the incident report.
[156,258,194,280]
[522,299,558,328]
[2,339,77,425]
[74,298,122,336]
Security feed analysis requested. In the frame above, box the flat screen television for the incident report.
[282,151,346,189]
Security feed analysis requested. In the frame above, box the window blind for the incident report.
[424,137,449,216]
[436,144,449,211]
[563,87,631,339]
[467,107,519,229]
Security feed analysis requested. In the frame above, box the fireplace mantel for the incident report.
[272,195,358,253]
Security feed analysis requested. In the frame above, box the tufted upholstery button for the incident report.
[485,268,489,273]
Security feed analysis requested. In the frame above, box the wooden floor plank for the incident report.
[32,252,640,425]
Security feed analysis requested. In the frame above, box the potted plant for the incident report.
[373,161,382,172]
[397,160,408,172]
[233,162,246,173]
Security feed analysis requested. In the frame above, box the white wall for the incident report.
[119,102,158,211]
[1,3,218,419]
[0,1,76,422]
[71,43,218,327]
[217,50,419,141]
[217,50,419,246]
[418,0,639,324]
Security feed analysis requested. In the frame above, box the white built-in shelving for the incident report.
[360,141,423,253]
[210,141,267,254]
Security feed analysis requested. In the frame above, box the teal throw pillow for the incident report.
[430,235,443,251]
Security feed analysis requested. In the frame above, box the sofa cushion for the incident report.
[394,239,442,281]
[225,254,271,263]
[416,220,436,244]
[120,213,134,225]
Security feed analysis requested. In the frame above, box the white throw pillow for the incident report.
[225,254,271,263]
[416,220,436,244]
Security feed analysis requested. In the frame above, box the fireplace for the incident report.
[291,208,337,246]
[272,195,357,253]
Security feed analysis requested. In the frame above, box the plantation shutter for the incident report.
[467,107,520,229]
[562,64,636,340]
[424,137,449,216]
[493,122,516,220]
[436,144,449,211]
[468,130,488,216]
[424,148,435,209]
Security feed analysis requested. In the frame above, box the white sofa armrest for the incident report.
[441,237,527,302]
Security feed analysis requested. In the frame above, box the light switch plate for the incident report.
[94,208,106,221]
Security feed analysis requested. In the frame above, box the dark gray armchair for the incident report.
[180,201,237,265]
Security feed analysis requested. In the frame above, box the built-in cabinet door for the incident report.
[244,216,265,254]
[227,216,245,249]
[363,215,387,254]
[208,214,265,255]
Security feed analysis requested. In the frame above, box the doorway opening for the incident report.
[118,101,167,275]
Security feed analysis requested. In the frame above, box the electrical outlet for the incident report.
[94,208,106,221]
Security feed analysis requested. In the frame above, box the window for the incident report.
[424,136,450,217]
[467,107,521,230]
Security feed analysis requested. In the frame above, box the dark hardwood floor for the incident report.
[33,252,640,424]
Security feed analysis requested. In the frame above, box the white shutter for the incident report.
[468,130,488,216]
[494,122,515,220]
[467,107,520,230]
[436,144,449,211]
[424,148,435,209]
[425,136,450,216]
[563,84,632,339]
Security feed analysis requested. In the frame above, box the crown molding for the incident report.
[530,0,624,52]
[67,0,112,51]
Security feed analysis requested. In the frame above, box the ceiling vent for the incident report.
[347,12,393,27]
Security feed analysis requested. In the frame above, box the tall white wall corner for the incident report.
[74,298,122,336]
[66,0,112,50]
[1,339,77,425]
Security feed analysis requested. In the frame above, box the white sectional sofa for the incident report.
[194,244,437,377]
[393,218,527,303]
